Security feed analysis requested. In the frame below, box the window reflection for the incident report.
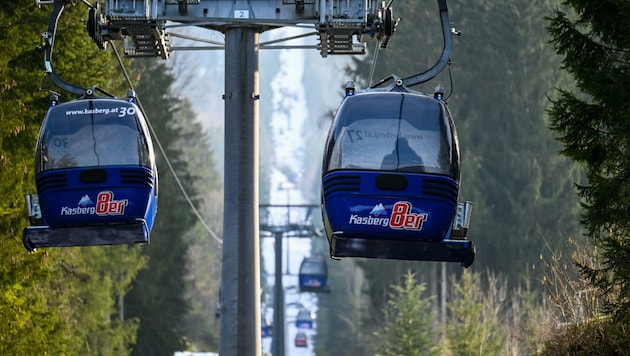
[38,101,151,172]
[326,93,455,177]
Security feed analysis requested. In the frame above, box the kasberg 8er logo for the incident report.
[60,191,128,216]
[389,201,427,230]
[348,201,428,231]
[95,191,128,216]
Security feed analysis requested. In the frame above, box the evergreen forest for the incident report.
[1,2,222,354]
[1,0,629,355]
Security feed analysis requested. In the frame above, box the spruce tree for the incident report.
[547,0,630,322]
[125,59,213,355]
[373,272,439,356]
[445,271,508,355]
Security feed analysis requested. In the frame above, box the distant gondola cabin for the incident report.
[298,256,329,293]
[294,331,308,348]
[295,309,314,329]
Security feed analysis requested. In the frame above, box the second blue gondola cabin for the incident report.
[321,85,474,267]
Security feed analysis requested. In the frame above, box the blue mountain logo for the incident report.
[370,203,387,217]
[78,194,93,207]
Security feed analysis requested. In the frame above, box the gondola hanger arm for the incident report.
[402,0,455,87]
[371,0,458,89]
[42,0,89,96]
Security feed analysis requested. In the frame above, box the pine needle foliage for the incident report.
[546,0,630,323]
[445,270,508,356]
[373,271,440,356]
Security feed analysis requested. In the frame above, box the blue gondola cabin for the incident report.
[321,87,474,267]
[298,255,330,293]
[296,309,314,329]
[23,95,158,251]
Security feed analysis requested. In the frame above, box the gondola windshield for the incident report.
[324,92,458,179]
[300,258,325,275]
[36,100,153,174]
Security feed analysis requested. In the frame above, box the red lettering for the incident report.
[96,191,112,214]
[389,201,427,231]
[95,191,128,216]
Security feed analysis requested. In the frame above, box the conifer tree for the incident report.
[0,11,53,351]
[123,59,189,355]
[445,271,508,355]
[547,0,630,322]
[373,272,439,356]
[124,58,223,355]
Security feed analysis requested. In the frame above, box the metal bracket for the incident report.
[85,0,399,58]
